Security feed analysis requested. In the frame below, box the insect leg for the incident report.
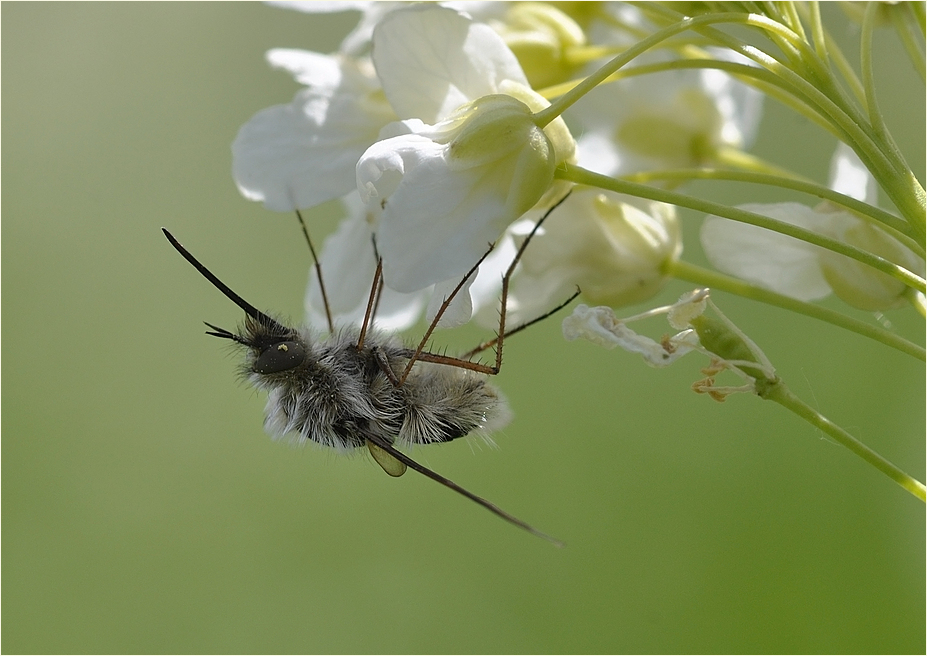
[458,286,581,360]
[398,244,496,385]
[481,191,574,373]
[364,433,564,547]
[356,258,384,351]
[294,209,334,334]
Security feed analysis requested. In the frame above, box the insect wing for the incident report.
[366,439,407,477]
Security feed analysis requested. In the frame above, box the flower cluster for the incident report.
[232,2,925,501]
[233,2,763,328]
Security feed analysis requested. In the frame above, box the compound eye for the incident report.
[254,341,307,374]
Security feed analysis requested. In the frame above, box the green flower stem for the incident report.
[861,3,889,141]
[859,0,919,199]
[667,259,925,361]
[539,5,923,227]
[762,379,926,502]
[558,163,927,293]
[891,3,926,83]
[905,287,927,317]
[796,2,866,104]
[860,3,926,240]
[806,1,829,62]
[778,2,806,42]
[563,43,626,67]
[627,166,923,251]
[632,3,925,230]
[532,12,821,129]
[713,148,814,183]
[537,58,843,139]
[635,3,840,96]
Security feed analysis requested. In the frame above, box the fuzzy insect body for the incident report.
[232,316,509,452]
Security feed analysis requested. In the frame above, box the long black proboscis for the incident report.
[162,228,289,335]
[365,434,565,548]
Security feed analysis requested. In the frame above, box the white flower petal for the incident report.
[381,160,499,291]
[266,49,342,87]
[305,200,427,331]
[700,203,833,301]
[829,141,877,203]
[426,274,476,328]
[232,58,395,212]
[372,5,528,123]
[357,131,514,292]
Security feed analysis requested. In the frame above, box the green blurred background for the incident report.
[3,3,924,653]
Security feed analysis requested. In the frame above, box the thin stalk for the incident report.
[532,12,820,128]
[861,3,890,141]
[627,167,923,250]
[537,58,843,140]
[668,259,925,361]
[891,3,927,83]
[763,381,926,502]
[631,3,925,229]
[806,1,829,62]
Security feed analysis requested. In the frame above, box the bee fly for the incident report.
[163,193,577,546]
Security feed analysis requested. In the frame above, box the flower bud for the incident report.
[497,189,680,324]
[491,3,586,88]
[819,219,925,311]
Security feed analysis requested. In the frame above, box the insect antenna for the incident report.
[295,209,334,334]
[162,228,289,335]
[203,321,253,346]
[364,434,564,547]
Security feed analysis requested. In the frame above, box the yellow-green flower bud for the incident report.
[442,90,574,219]
[491,2,586,88]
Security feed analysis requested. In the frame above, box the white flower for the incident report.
[355,5,575,297]
[486,188,680,325]
[701,201,836,301]
[232,50,395,211]
[234,4,574,328]
[573,49,764,177]
[701,143,924,310]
